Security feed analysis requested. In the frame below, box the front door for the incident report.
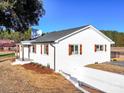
[23,45,29,60]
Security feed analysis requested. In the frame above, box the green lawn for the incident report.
[0,53,15,57]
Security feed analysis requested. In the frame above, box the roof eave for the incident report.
[89,25,115,44]
[32,41,54,44]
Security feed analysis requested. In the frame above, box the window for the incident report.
[100,45,103,51]
[32,45,36,53]
[75,45,78,54]
[44,45,49,55]
[69,44,82,55]
[94,44,107,52]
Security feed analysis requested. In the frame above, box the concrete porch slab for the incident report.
[11,59,31,65]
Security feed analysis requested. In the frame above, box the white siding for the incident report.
[19,28,112,72]
[20,45,22,58]
[20,45,29,59]
[30,44,55,69]
[55,28,111,71]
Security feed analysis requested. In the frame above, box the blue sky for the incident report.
[33,0,124,32]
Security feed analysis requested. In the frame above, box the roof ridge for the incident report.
[48,25,90,33]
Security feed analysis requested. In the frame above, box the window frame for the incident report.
[32,45,36,53]
[69,44,82,55]
[44,44,49,55]
[95,44,107,52]
[72,44,79,55]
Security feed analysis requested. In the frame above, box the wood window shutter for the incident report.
[35,45,36,53]
[105,45,107,52]
[80,44,82,55]
[94,44,96,52]
[69,44,72,55]
[32,45,34,53]
[41,45,42,54]
[46,45,49,55]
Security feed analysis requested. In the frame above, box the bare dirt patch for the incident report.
[0,56,15,62]
[0,60,81,93]
[86,63,124,75]
[22,63,54,74]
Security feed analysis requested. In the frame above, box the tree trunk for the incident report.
[19,32,24,61]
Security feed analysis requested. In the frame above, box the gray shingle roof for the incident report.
[32,25,89,43]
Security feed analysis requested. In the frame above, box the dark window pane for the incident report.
[75,45,78,54]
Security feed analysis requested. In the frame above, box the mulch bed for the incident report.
[22,63,54,74]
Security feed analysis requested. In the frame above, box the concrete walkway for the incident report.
[11,59,31,65]
[61,66,124,93]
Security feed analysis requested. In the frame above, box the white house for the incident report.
[17,25,114,72]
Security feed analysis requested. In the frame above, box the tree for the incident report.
[0,28,31,42]
[101,30,124,47]
[0,0,45,32]
[23,28,31,40]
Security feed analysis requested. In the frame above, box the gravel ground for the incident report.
[105,61,124,67]
[0,60,82,93]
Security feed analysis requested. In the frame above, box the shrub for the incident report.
[95,62,98,64]
[47,64,50,68]
[113,59,117,61]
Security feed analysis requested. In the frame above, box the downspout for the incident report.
[50,43,56,71]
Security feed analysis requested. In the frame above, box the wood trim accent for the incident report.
[94,44,96,52]
[105,45,107,52]
[46,45,49,55]
[69,44,72,55]
[80,44,82,55]
[33,45,36,53]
